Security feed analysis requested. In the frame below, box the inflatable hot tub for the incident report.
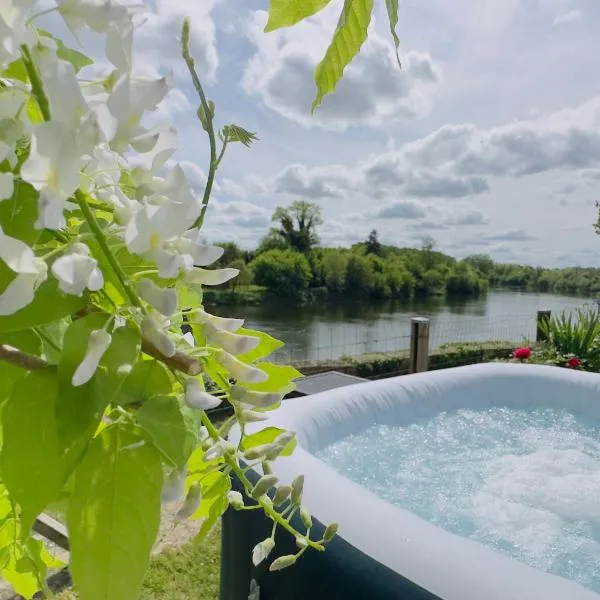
[221,363,600,600]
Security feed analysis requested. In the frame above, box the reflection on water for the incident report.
[216,291,593,362]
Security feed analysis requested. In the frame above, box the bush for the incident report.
[250,249,312,299]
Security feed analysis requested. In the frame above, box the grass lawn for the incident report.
[56,524,221,600]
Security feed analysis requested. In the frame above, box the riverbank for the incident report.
[292,341,516,379]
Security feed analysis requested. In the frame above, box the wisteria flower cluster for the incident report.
[0,2,336,598]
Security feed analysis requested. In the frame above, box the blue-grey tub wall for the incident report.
[224,363,600,600]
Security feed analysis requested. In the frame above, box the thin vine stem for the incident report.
[181,20,220,231]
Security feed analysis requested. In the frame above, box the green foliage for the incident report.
[312,0,374,111]
[1,370,63,533]
[68,425,163,600]
[539,308,600,370]
[251,249,312,298]
[446,262,488,296]
[137,395,197,470]
[265,0,332,31]
[189,471,230,543]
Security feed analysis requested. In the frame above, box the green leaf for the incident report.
[38,30,93,73]
[0,330,42,356]
[100,322,141,402]
[3,59,28,82]
[191,471,230,543]
[265,0,332,31]
[384,0,402,67]
[56,314,112,471]
[137,395,197,469]
[236,328,284,364]
[0,370,63,533]
[0,180,39,244]
[312,0,374,112]
[36,319,69,364]
[68,425,163,600]
[117,359,173,406]
[240,426,296,456]
[0,280,86,334]
[1,536,57,600]
[222,124,258,148]
[246,362,302,394]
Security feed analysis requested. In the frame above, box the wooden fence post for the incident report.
[409,317,430,374]
[536,310,551,342]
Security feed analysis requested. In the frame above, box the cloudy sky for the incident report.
[62,0,600,266]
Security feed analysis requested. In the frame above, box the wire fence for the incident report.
[271,312,541,365]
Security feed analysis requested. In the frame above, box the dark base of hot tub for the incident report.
[220,478,442,600]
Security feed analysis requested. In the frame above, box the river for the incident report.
[217,291,595,363]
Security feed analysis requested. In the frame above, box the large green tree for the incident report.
[270,201,323,254]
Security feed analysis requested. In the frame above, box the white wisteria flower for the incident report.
[0,172,13,200]
[252,538,275,566]
[51,243,104,296]
[0,225,48,315]
[124,166,201,253]
[203,321,259,355]
[21,121,86,230]
[0,0,35,69]
[186,267,239,286]
[230,386,282,409]
[107,74,175,156]
[141,312,176,357]
[137,278,178,316]
[191,309,244,332]
[184,378,222,410]
[72,329,112,386]
[216,350,268,384]
[148,231,224,279]
[161,469,187,504]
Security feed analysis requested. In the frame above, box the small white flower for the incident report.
[186,267,239,286]
[161,470,187,504]
[107,74,174,153]
[0,173,14,201]
[216,351,268,383]
[141,312,175,357]
[0,1,35,68]
[235,389,282,410]
[240,409,270,423]
[72,329,112,387]
[252,538,275,566]
[203,441,226,462]
[204,321,259,355]
[51,243,104,296]
[0,226,48,315]
[21,121,84,230]
[137,278,178,316]
[184,378,222,410]
[191,309,244,333]
[124,167,201,255]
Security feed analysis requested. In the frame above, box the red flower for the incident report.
[513,347,531,360]
[567,357,581,369]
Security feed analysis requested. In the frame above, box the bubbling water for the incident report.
[316,407,600,593]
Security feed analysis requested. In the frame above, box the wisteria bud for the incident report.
[291,475,304,505]
[299,505,312,529]
[176,483,201,520]
[227,491,244,510]
[272,485,292,507]
[252,537,275,566]
[323,523,339,543]
[250,474,279,499]
[269,554,297,572]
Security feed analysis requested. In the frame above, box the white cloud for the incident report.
[266,94,600,202]
[444,210,489,226]
[553,9,583,24]
[485,229,539,242]
[134,0,218,78]
[374,201,427,220]
[208,200,271,229]
[242,8,441,131]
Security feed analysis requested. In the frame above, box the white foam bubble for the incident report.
[316,407,600,593]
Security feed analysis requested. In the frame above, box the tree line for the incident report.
[209,201,600,304]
